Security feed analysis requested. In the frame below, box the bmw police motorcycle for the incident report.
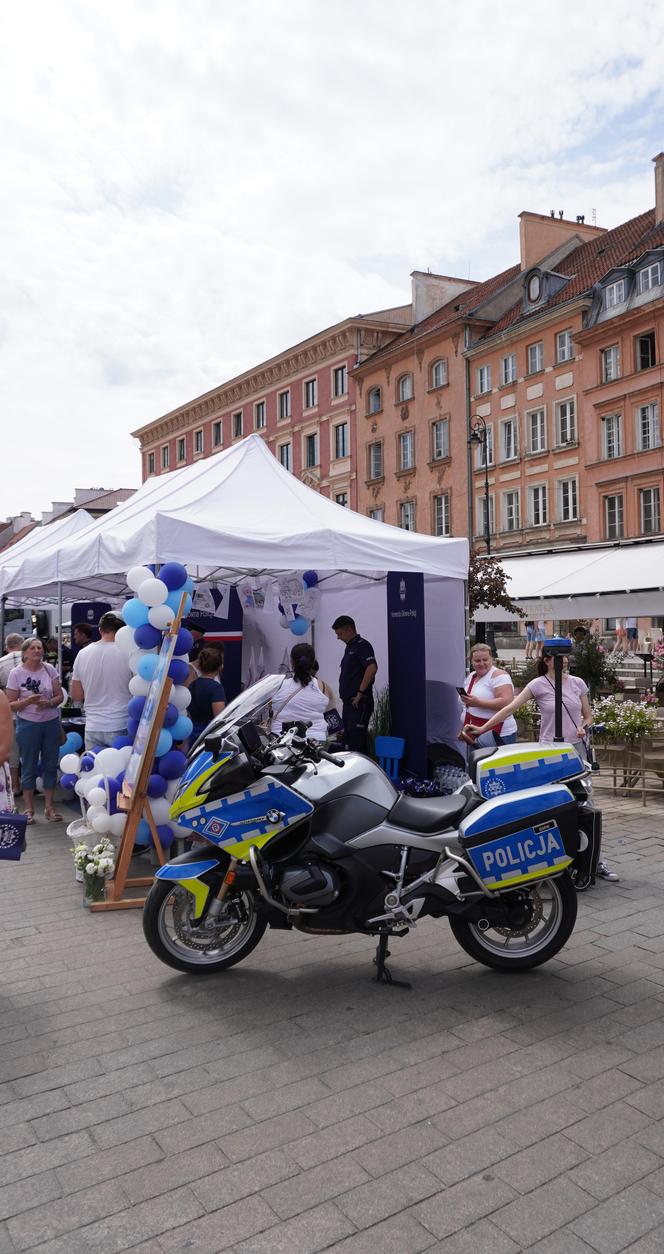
[142,671,590,982]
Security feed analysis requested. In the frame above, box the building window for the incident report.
[501,353,517,386]
[433,493,450,536]
[233,411,243,439]
[636,402,659,451]
[369,506,384,522]
[529,484,548,526]
[637,262,661,294]
[147,452,155,475]
[304,432,319,468]
[431,418,449,461]
[558,478,578,522]
[500,417,518,462]
[368,386,382,414]
[605,493,624,539]
[636,332,656,371]
[332,365,347,398]
[527,341,544,374]
[604,279,625,308]
[476,495,495,537]
[334,422,349,459]
[399,430,415,471]
[400,501,415,530]
[212,421,222,447]
[254,401,266,430]
[603,412,622,459]
[527,408,546,453]
[368,441,383,480]
[640,487,661,534]
[555,398,576,445]
[279,442,292,472]
[476,364,491,394]
[335,491,348,508]
[430,358,448,389]
[556,330,574,363]
[161,445,170,470]
[601,344,621,382]
[304,377,318,409]
[475,424,494,468]
[278,390,291,419]
[503,490,520,532]
[194,429,203,455]
[397,373,414,402]
[176,437,186,463]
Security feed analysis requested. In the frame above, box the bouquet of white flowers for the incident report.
[72,837,115,903]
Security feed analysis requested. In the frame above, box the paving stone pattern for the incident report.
[1,794,664,1251]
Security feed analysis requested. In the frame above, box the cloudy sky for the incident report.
[1,0,663,519]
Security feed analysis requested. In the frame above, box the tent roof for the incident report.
[474,539,664,621]
[0,511,94,595]
[4,436,468,602]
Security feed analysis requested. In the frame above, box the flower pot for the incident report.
[82,872,106,906]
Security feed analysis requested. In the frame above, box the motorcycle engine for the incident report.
[278,863,341,907]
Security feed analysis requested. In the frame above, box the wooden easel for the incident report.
[90,596,186,912]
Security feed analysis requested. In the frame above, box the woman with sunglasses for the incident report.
[466,649,618,881]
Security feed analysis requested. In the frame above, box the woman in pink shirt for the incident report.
[6,638,64,823]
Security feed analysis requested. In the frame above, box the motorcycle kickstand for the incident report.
[372,934,411,990]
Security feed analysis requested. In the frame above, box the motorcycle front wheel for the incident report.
[143,881,267,975]
[449,872,577,972]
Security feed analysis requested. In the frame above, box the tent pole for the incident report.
[57,582,63,677]
[0,595,5,652]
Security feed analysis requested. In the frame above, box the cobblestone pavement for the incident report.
[3,795,664,1253]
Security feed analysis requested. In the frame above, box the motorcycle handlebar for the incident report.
[318,748,344,767]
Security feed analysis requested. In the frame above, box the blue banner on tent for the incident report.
[387,573,426,777]
[186,584,243,703]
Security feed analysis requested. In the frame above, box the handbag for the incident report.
[0,764,27,861]
[323,708,344,735]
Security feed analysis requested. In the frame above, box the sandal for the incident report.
[24,811,35,825]
[44,808,63,822]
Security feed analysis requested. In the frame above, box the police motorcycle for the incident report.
[143,667,583,983]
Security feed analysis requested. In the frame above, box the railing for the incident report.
[593,736,664,806]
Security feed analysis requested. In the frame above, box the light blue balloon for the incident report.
[165,589,192,615]
[290,615,310,636]
[156,729,173,757]
[135,818,151,845]
[122,597,150,628]
[67,731,83,751]
[137,653,160,682]
[183,576,194,593]
[170,715,193,742]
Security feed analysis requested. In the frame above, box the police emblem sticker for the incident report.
[203,818,230,838]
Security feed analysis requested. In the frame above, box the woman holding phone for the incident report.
[458,643,517,747]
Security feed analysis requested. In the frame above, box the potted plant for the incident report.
[570,636,620,699]
[592,696,658,744]
[72,837,115,906]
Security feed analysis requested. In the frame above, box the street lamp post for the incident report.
[468,416,491,555]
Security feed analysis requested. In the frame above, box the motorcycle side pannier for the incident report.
[474,743,585,801]
[458,784,578,890]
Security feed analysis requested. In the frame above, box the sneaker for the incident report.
[597,861,619,882]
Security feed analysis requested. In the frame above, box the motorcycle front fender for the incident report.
[155,846,229,920]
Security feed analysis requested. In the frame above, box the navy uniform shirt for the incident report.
[339,635,376,702]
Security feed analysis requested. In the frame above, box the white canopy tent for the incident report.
[474,540,664,622]
[0,510,94,597]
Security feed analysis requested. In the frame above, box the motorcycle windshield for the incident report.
[201,674,290,739]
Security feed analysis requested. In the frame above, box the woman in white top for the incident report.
[271,644,332,742]
[459,643,517,747]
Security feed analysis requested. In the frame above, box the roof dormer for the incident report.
[522,267,570,314]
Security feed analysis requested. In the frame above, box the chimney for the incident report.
[518,211,606,271]
[410,271,476,323]
[653,152,664,224]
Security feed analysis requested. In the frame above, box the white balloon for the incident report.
[165,779,180,801]
[169,821,191,839]
[138,577,169,607]
[81,773,105,797]
[118,745,134,767]
[128,651,143,674]
[115,625,137,653]
[91,810,112,833]
[170,685,192,710]
[94,748,125,777]
[127,565,153,592]
[86,805,106,824]
[60,753,81,775]
[108,812,126,838]
[36,776,44,792]
[149,797,172,825]
[129,674,151,697]
[148,603,174,630]
[87,787,107,808]
[75,779,89,797]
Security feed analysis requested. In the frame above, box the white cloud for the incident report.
[1,0,663,516]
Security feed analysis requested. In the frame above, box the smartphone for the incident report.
[456,686,466,695]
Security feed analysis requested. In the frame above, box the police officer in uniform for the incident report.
[332,616,377,754]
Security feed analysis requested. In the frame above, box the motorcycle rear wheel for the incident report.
[449,872,577,972]
[143,881,267,974]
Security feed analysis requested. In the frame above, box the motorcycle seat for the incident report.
[388,790,468,835]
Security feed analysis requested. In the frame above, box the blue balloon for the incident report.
[60,772,78,789]
[135,818,151,845]
[302,570,318,588]
[58,745,68,759]
[127,695,146,721]
[170,715,193,742]
[174,627,193,656]
[134,623,162,650]
[152,824,175,851]
[165,589,192,616]
[137,653,159,682]
[115,770,125,789]
[156,729,173,757]
[158,562,188,591]
[127,717,140,738]
[112,736,133,749]
[106,777,120,814]
[67,732,83,751]
[290,616,310,636]
[158,749,187,780]
[80,753,96,772]
[183,576,194,594]
[168,658,190,685]
[122,598,150,628]
[147,774,168,798]
[163,703,178,727]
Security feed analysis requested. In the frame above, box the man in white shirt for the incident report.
[71,613,131,750]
